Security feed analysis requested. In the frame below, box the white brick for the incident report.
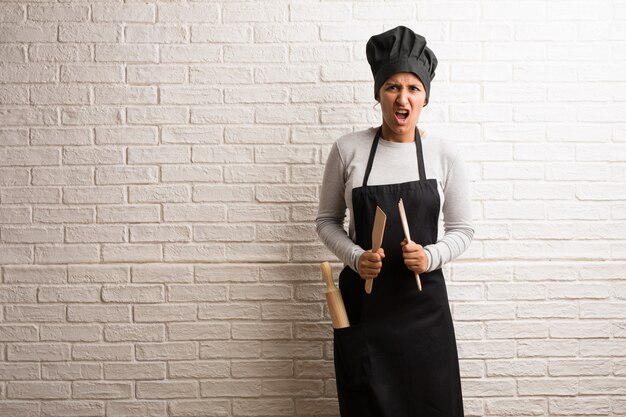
[63,187,125,204]
[291,3,350,22]
[40,325,100,342]
[104,363,165,380]
[96,166,158,185]
[61,107,123,126]
[0,24,57,42]
[59,24,122,43]
[0,129,28,146]
[0,167,29,186]
[0,147,60,166]
[0,207,31,223]
[104,324,164,342]
[95,44,158,63]
[193,185,254,202]
[161,87,221,105]
[191,24,252,43]
[127,65,186,84]
[255,185,317,202]
[487,360,547,377]
[294,45,350,65]
[106,402,166,417]
[191,106,254,124]
[168,323,230,340]
[38,286,100,303]
[132,264,194,283]
[163,244,225,262]
[68,306,130,323]
[162,126,221,144]
[68,265,129,284]
[226,85,288,103]
[134,305,196,323]
[224,45,286,63]
[2,226,63,243]
[94,86,157,105]
[35,244,100,264]
[0,4,24,22]
[162,203,227,222]
[72,382,132,400]
[485,398,547,416]
[31,128,91,145]
[5,305,65,323]
[168,284,228,302]
[129,185,190,203]
[101,285,164,303]
[228,205,289,222]
[125,25,187,44]
[2,187,60,204]
[190,66,253,84]
[92,4,155,23]
[224,165,287,183]
[130,225,190,243]
[255,23,317,42]
[40,401,104,416]
[29,5,89,22]
[32,167,93,186]
[95,127,157,145]
[34,207,94,224]
[128,146,189,164]
[194,224,255,242]
[7,382,71,399]
[198,303,260,320]
[65,225,126,243]
[161,165,222,182]
[255,66,317,83]
[549,398,610,415]
[28,44,90,62]
[223,3,285,22]
[127,107,188,125]
[101,244,161,263]
[159,4,219,23]
[0,45,26,62]
[194,146,253,163]
[0,402,38,417]
[0,86,28,104]
[160,45,220,63]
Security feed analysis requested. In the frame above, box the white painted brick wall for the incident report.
[0,0,625,416]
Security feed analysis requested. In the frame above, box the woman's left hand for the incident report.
[401,238,428,274]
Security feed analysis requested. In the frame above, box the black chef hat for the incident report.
[366,26,438,104]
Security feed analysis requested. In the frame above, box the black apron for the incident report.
[333,126,463,417]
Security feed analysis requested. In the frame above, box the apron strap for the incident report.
[414,126,426,181]
[362,126,426,187]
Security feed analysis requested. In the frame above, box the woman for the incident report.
[315,26,474,417]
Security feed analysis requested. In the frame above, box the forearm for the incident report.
[315,217,365,272]
[423,226,474,272]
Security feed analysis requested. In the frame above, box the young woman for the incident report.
[316,26,474,417]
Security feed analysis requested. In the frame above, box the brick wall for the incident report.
[1,1,625,416]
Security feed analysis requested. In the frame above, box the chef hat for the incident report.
[366,26,438,104]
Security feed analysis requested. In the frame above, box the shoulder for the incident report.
[422,132,463,167]
[334,127,377,161]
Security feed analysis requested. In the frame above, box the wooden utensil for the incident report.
[399,198,422,291]
[320,262,349,329]
[365,206,386,295]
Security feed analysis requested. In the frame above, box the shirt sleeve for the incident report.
[423,149,474,272]
[315,142,365,272]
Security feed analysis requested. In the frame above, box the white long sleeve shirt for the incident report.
[316,126,474,273]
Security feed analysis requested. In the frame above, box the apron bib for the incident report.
[333,126,464,417]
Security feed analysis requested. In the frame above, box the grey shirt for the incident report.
[316,126,474,273]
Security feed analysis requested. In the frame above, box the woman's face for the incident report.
[377,72,426,142]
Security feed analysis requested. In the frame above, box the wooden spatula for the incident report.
[365,206,386,295]
[399,198,422,291]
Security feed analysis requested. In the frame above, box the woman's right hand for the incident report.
[358,248,385,280]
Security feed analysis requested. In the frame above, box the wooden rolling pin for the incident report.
[320,262,349,329]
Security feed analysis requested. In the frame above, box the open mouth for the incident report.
[395,109,409,123]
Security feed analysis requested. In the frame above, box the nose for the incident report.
[395,88,409,105]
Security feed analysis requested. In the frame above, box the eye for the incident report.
[386,85,398,91]
[410,85,421,92]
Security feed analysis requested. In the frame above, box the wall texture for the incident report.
[1,1,625,416]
